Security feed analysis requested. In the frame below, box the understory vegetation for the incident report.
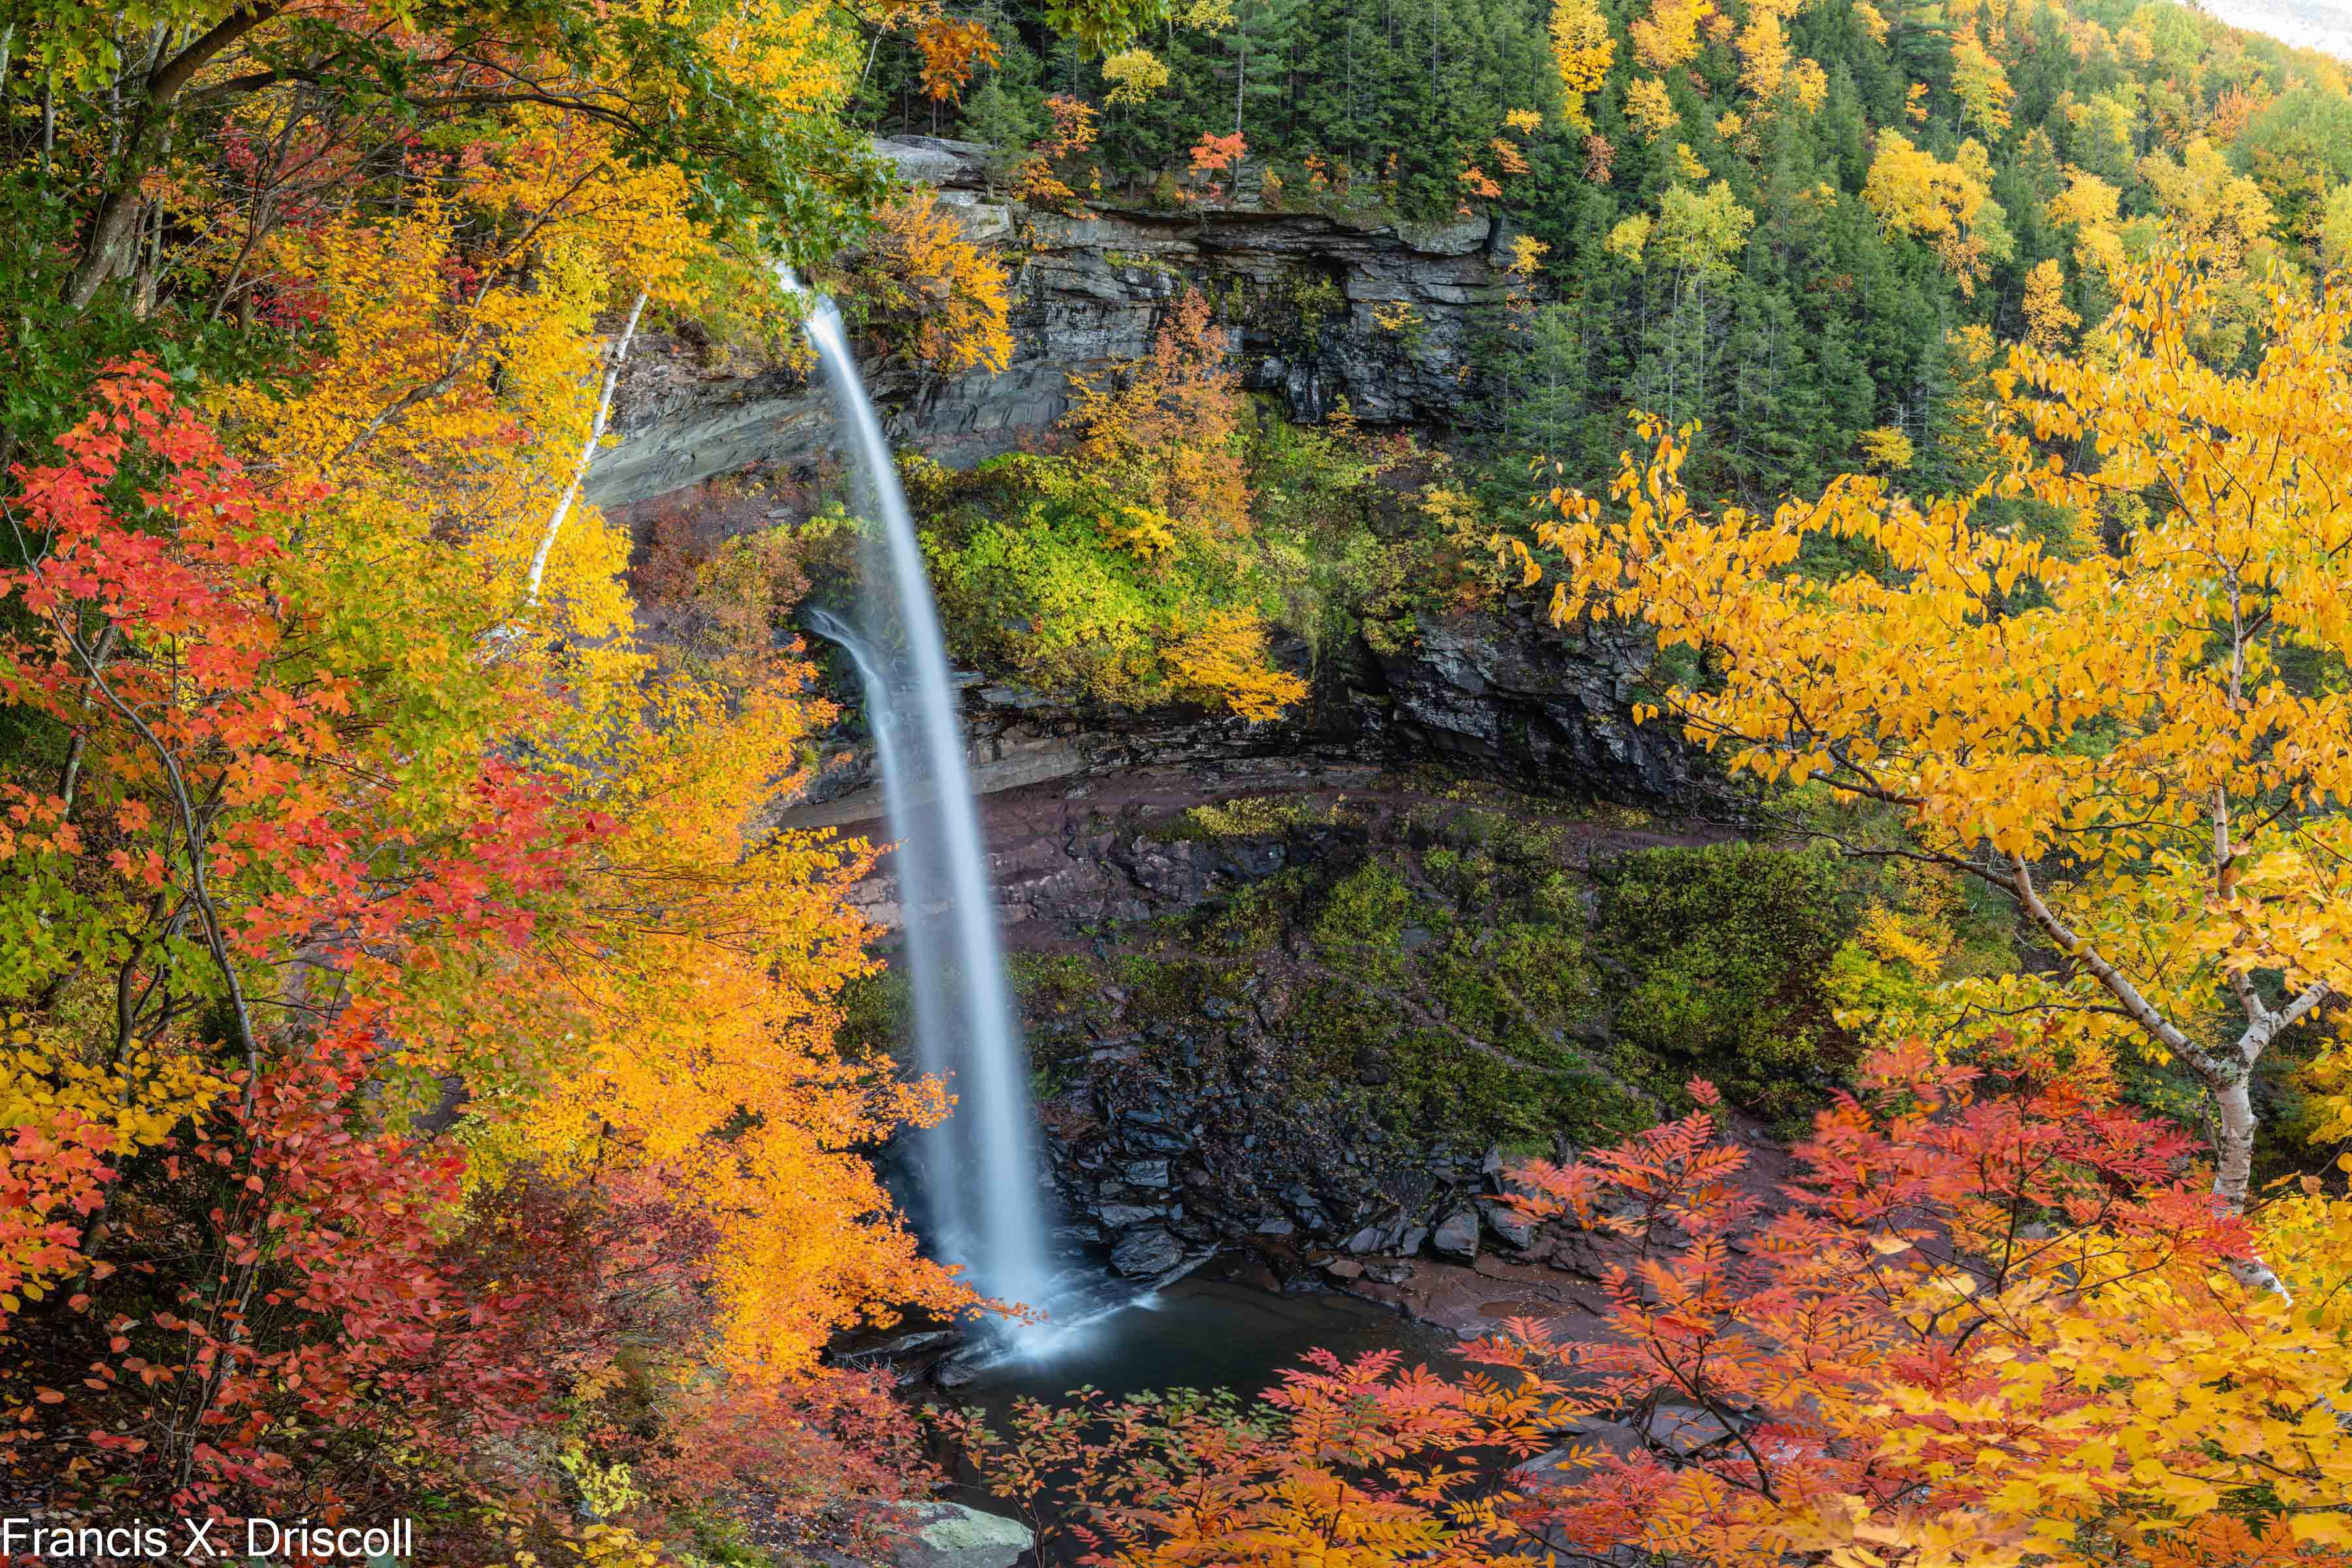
[916,292,1504,716]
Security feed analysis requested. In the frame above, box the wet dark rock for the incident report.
[1480,1198,1537,1250]
[1642,1404,1735,1456]
[1431,1209,1480,1260]
[1110,1228,1186,1276]
[1367,610,1701,806]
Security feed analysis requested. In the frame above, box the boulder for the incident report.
[1110,1227,1186,1276]
[1513,1417,1643,1488]
[1122,1158,1173,1188]
[879,1502,1033,1568]
[1431,1208,1480,1260]
[1642,1403,1734,1456]
[1480,1198,1537,1249]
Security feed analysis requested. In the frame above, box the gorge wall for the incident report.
[590,136,1509,509]
[605,148,1747,1317]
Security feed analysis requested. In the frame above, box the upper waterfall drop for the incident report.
[784,270,1056,1324]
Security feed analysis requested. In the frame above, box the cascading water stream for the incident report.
[785,273,1055,1332]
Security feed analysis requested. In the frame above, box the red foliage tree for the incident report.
[966,1044,2352,1566]
[0,363,599,1520]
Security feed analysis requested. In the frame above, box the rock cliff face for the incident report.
[865,765,1727,1284]
[781,605,1708,845]
[587,137,1507,508]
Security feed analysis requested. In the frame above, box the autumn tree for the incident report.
[858,190,1017,375]
[1066,290,1252,539]
[1486,1051,2352,1564]
[1549,0,1614,130]
[5,0,887,480]
[971,1047,2352,1564]
[943,1349,1550,1567]
[1863,132,2012,295]
[1518,250,2352,1217]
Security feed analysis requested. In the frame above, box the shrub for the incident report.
[1592,841,1855,1123]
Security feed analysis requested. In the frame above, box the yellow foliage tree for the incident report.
[1626,74,1683,141]
[2021,256,2078,348]
[1607,212,1655,263]
[860,189,1017,376]
[1654,179,1755,278]
[1549,0,1617,130]
[1736,0,1793,105]
[1863,132,2009,293]
[1630,0,1714,71]
[1951,24,2016,136]
[1857,423,1915,470]
[1165,610,1310,720]
[1523,251,2352,1218]
[2139,137,2276,271]
[1787,56,1829,114]
[444,659,969,1377]
[2047,165,2128,273]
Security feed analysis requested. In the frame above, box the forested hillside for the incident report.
[870,0,2352,499]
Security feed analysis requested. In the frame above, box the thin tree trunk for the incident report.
[525,288,649,608]
[63,4,280,309]
[1235,22,1247,137]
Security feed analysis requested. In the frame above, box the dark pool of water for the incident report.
[951,1273,1460,1411]
[932,1275,1469,1562]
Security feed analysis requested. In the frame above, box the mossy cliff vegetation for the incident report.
[883,779,2026,1271]
[910,291,1512,721]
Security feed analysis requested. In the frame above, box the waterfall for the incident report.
[789,278,1055,1326]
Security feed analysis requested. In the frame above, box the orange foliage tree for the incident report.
[1065,291,1252,540]
[858,191,1017,376]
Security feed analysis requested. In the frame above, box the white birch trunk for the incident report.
[525,287,649,609]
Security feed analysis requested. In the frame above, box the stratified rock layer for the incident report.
[589,137,1504,508]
